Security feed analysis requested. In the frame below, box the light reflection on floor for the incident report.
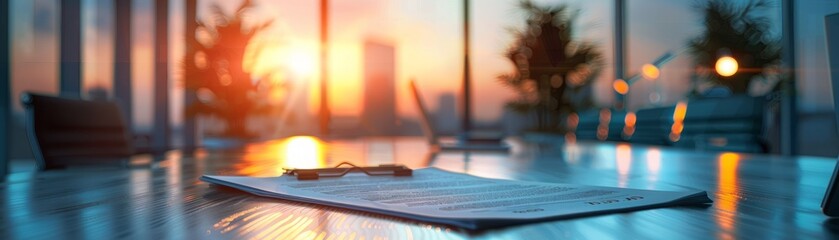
[616,144,633,188]
[716,152,741,240]
[208,203,468,239]
[235,136,328,176]
[282,136,327,170]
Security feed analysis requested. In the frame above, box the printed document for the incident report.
[202,168,711,229]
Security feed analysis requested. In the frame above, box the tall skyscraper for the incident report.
[361,41,397,136]
[436,93,458,135]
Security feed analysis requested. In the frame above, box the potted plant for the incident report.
[183,0,278,140]
[675,0,781,152]
[498,0,603,140]
[688,0,781,96]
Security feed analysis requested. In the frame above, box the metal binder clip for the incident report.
[282,162,413,180]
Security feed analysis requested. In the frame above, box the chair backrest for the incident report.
[674,96,766,153]
[22,93,133,170]
[630,106,675,146]
[575,109,626,142]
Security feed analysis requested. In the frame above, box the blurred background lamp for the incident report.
[715,56,738,77]
[641,64,660,80]
[613,79,629,95]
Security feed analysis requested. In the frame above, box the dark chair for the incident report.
[22,93,134,170]
[673,96,766,153]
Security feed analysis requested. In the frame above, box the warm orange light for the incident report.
[670,122,684,134]
[641,64,660,80]
[623,112,636,138]
[715,56,738,77]
[282,136,326,170]
[616,144,632,187]
[616,144,632,175]
[624,112,637,127]
[717,152,741,234]
[613,79,629,94]
[623,126,635,138]
[670,101,688,142]
[289,50,316,76]
[673,101,688,122]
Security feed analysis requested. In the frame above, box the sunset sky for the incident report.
[11,0,827,133]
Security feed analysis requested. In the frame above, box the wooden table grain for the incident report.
[2,136,838,239]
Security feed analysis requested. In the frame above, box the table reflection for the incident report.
[208,202,468,239]
[2,136,837,239]
[236,136,328,176]
[716,152,741,239]
[616,144,632,187]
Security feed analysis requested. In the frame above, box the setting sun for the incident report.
[288,49,316,77]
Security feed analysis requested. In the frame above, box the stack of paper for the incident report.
[202,168,711,229]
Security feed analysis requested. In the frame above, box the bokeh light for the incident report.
[641,64,660,80]
[613,79,629,94]
[623,112,636,138]
[715,56,738,77]
[669,101,688,142]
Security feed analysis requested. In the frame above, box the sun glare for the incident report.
[288,50,316,77]
[281,136,326,170]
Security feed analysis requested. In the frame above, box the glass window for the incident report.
[794,0,839,156]
[10,0,60,160]
[625,0,781,110]
[472,0,614,132]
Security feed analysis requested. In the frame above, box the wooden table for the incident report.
[2,136,838,239]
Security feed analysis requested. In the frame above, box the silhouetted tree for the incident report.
[688,0,781,94]
[183,0,273,138]
[499,1,602,132]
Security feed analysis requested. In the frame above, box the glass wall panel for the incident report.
[132,0,154,134]
[470,0,517,130]
[179,0,462,139]
[625,0,781,110]
[471,0,614,133]
[190,0,319,139]
[794,0,839,156]
[324,0,462,137]
[10,0,60,159]
[82,0,113,101]
[169,0,184,147]
[625,0,698,110]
